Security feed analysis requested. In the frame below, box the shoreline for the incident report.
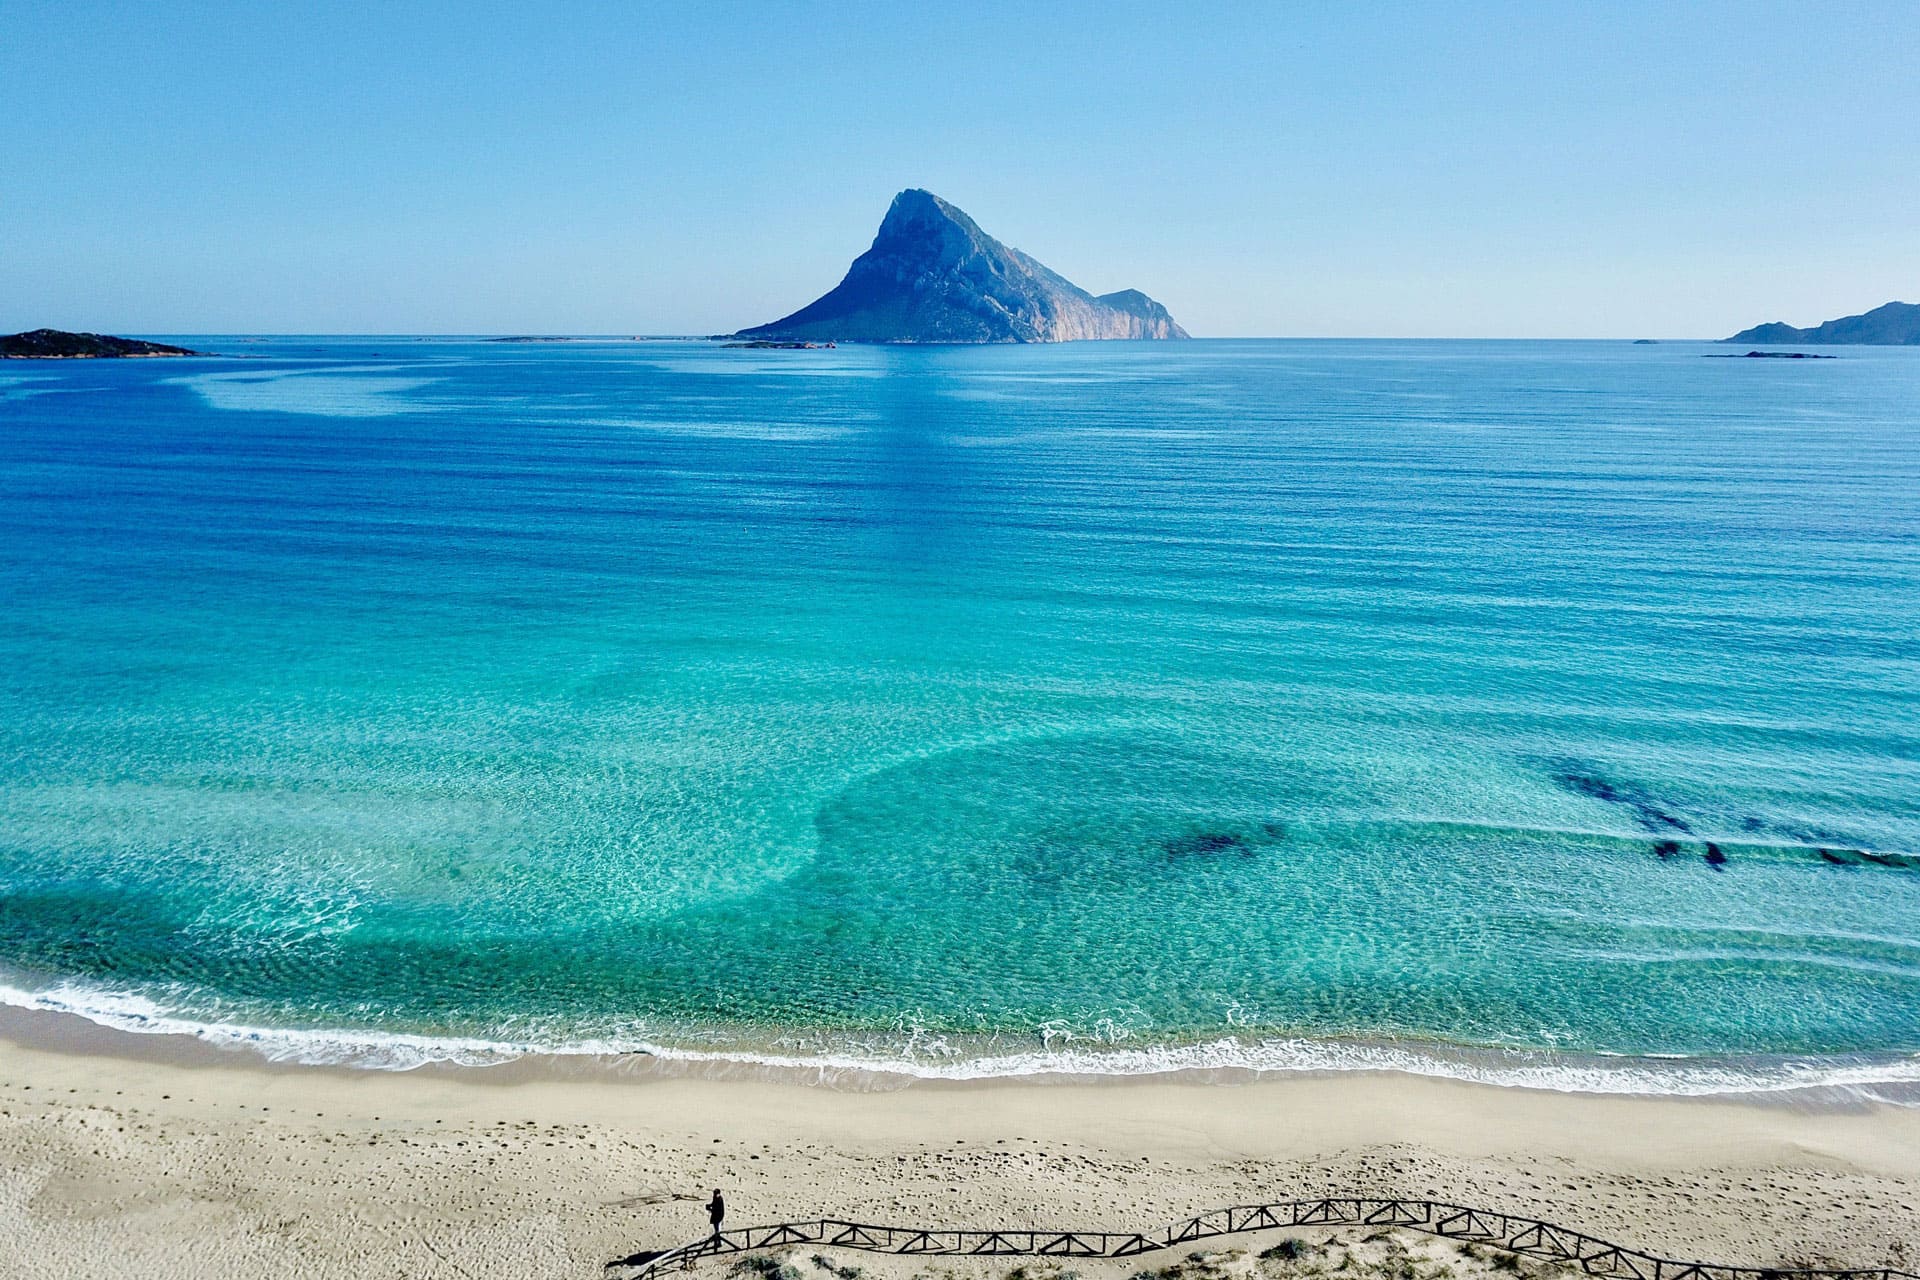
[7,978,1920,1104]
[3,1001,1918,1276]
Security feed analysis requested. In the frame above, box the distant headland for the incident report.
[1724,301,1920,345]
[2,328,203,359]
[735,189,1188,344]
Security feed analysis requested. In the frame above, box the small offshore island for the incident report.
[722,339,837,349]
[1,327,204,358]
[1707,350,1837,359]
[735,189,1188,344]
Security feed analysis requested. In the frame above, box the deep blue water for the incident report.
[1,337,1917,1085]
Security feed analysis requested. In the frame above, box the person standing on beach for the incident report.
[708,1189,726,1238]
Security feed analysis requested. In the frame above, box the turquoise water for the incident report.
[2,338,1918,1086]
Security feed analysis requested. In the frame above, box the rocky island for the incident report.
[2,328,204,358]
[722,339,837,349]
[736,189,1188,344]
[1,330,203,360]
[1725,300,1920,345]
[1707,350,1837,359]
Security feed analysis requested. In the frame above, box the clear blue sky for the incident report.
[3,2,1916,337]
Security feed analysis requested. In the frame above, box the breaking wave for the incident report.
[5,977,1918,1102]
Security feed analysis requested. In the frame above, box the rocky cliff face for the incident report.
[1725,301,1920,345]
[738,190,1188,344]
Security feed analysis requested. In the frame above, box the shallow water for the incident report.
[1,337,1917,1085]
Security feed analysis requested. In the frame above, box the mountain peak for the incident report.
[864,189,997,276]
[738,192,1188,344]
[880,187,966,226]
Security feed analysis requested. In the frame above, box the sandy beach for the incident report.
[0,1009,1914,1280]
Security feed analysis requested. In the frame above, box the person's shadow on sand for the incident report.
[606,1189,725,1270]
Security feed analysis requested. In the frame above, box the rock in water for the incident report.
[1,328,202,358]
[736,189,1189,344]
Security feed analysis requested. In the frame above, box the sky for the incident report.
[2,2,1917,338]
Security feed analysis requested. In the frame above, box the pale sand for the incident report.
[0,1011,1915,1279]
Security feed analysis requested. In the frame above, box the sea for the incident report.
[1,336,1916,1095]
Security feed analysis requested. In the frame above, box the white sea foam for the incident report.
[4,978,1918,1101]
